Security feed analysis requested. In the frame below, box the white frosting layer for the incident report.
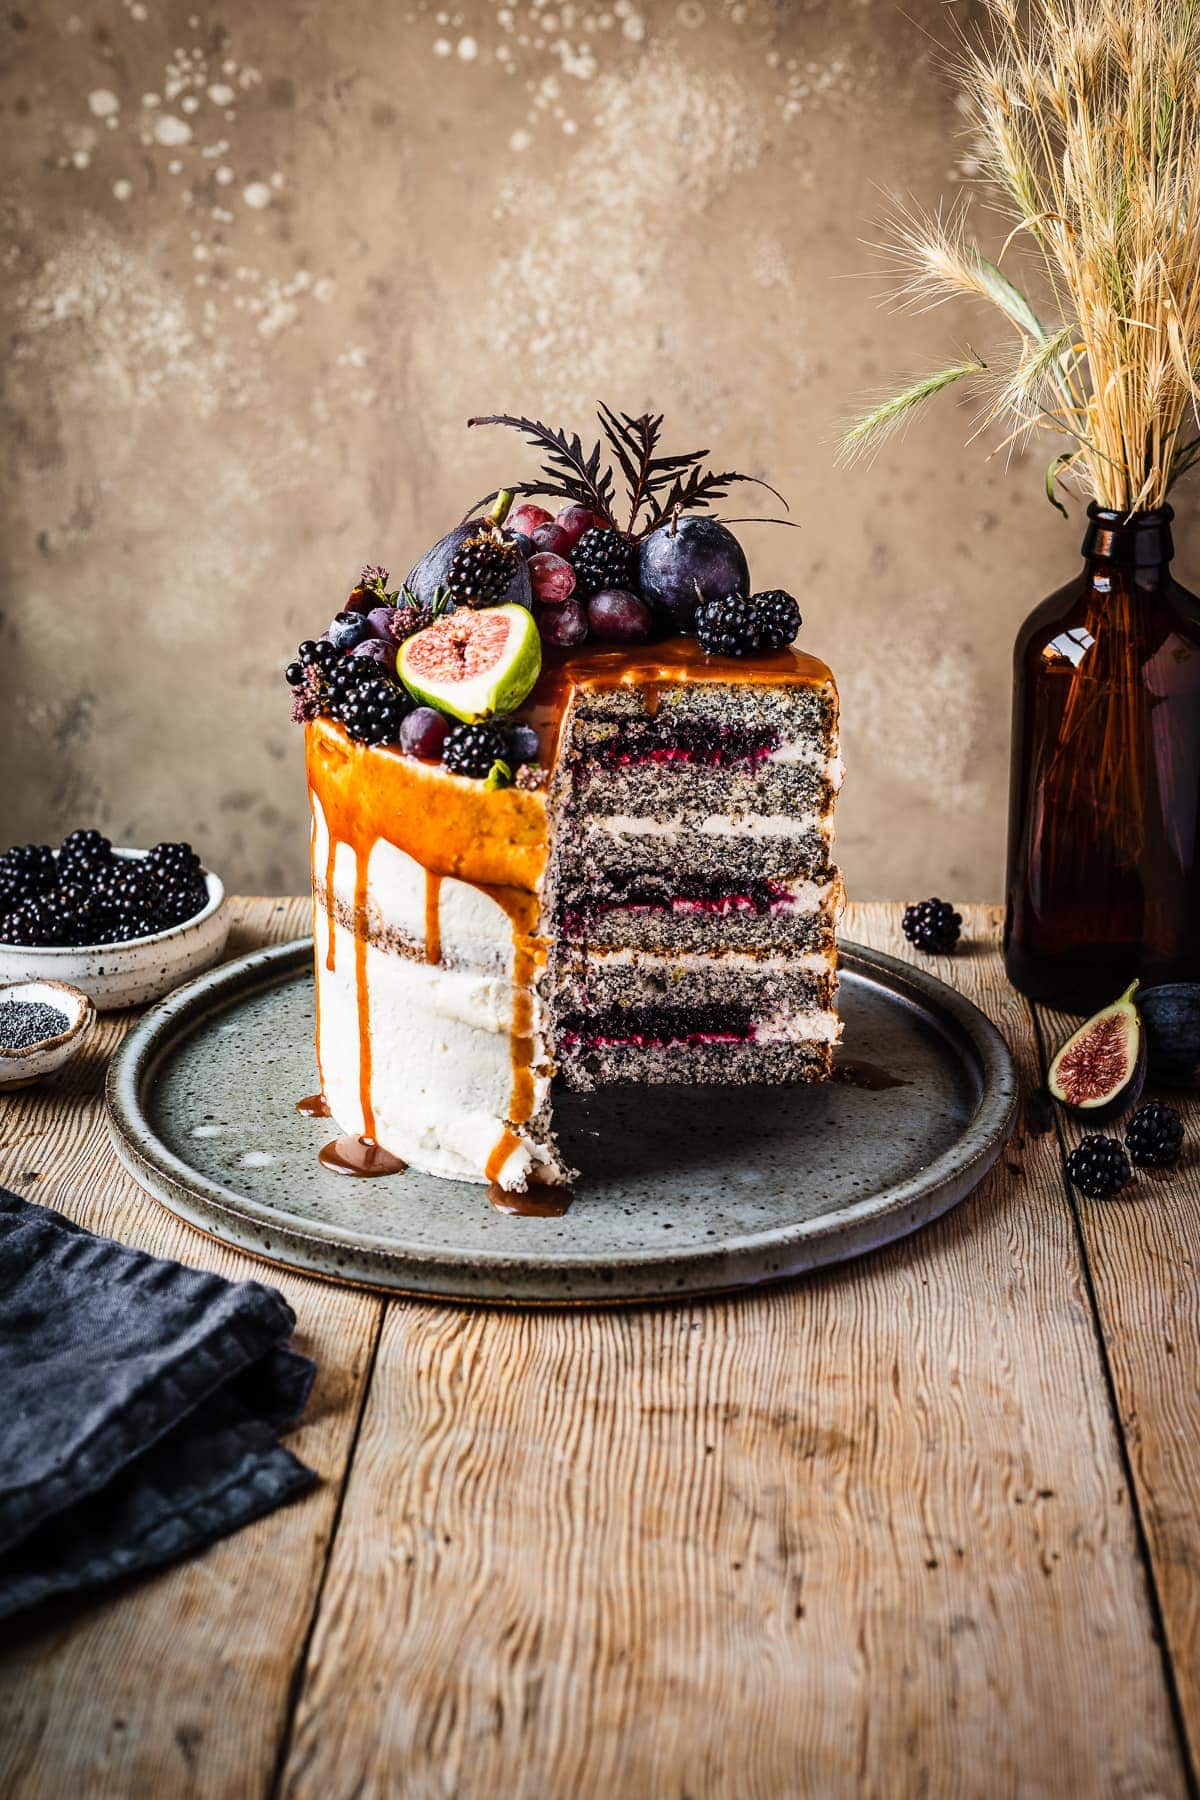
[753,1011,842,1045]
[312,799,555,1190]
[580,946,835,975]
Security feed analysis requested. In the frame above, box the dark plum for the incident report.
[638,515,750,632]
[328,610,372,652]
[528,552,576,604]
[365,605,395,640]
[538,598,589,646]
[530,520,573,557]
[509,531,536,560]
[588,588,652,644]
[505,721,540,765]
[350,638,398,676]
[400,706,449,760]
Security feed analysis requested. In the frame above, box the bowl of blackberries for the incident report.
[0,832,229,1010]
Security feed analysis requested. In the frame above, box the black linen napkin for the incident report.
[0,1188,317,1621]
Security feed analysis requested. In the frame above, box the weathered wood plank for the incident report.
[1036,991,1200,1781]
[0,899,382,1800]
[279,903,1185,1797]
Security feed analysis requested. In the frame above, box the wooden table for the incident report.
[1,900,1197,1798]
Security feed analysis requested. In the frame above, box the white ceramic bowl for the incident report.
[0,979,95,1089]
[0,849,231,1011]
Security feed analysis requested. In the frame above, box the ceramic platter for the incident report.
[106,938,1017,1306]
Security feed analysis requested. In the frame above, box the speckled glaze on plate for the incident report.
[106,938,1017,1305]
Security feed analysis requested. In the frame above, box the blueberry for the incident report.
[505,722,540,765]
[328,610,372,652]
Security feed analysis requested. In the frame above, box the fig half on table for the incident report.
[1048,980,1146,1121]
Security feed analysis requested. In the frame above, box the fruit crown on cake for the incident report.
[285,407,802,787]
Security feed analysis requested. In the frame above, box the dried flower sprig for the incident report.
[844,0,1200,514]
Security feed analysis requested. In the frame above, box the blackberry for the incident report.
[443,721,509,781]
[285,660,306,688]
[1066,1134,1131,1199]
[0,898,61,946]
[146,840,203,880]
[695,592,760,657]
[334,673,410,746]
[0,844,57,909]
[902,898,963,955]
[58,828,113,888]
[1124,1102,1184,1169]
[446,529,519,608]
[570,527,637,598]
[751,589,802,651]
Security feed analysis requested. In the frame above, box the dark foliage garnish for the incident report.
[468,406,788,537]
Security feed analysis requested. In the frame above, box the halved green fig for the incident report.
[1047,980,1146,1120]
[398,603,541,723]
[1139,984,1200,1090]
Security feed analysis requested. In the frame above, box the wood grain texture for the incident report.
[1036,994,1200,1782]
[0,899,383,1800]
[279,904,1185,1798]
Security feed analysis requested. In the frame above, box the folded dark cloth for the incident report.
[0,1188,317,1621]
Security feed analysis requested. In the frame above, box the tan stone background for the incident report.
[3,0,1196,899]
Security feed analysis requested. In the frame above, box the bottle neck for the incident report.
[1082,503,1174,569]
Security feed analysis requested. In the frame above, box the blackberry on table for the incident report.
[570,528,637,598]
[334,673,411,746]
[902,898,963,955]
[447,530,519,608]
[695,593,760,658]
[1125,1102,1184,1169]
[443,721,509,781]
[1066,1134,1132,1199]
[751,589,802,651]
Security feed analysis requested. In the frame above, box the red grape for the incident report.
[507,502,554,537]
[537,599,589,646]
[588,588,653,644]
[555,504,600,549]
[400,706,449,759]
[530,520,572,556]
[527,552,576,605]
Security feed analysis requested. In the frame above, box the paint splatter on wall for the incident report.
[0,0,1083,897]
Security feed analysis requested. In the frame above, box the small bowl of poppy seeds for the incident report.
[0,980,95,1090]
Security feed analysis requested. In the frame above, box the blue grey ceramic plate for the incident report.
[105,939,1017,1305]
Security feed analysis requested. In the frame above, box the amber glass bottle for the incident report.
[1004,504,1200,1013]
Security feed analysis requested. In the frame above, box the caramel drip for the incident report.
[424,870,443,966]
[296,1093,332,1118]
[323,831,338,973]
[319,1135,406,1178]
[308,794,327,1100]
[488,1180,572,1217]
[353,847,375,1139]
